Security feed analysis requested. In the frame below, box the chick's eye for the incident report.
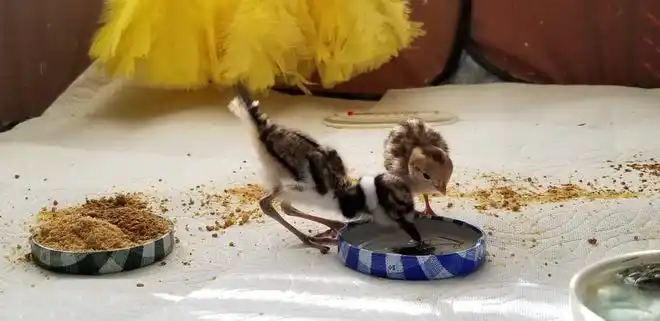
[422,173,431,180]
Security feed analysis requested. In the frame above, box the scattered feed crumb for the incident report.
[33,193,171,252]
[5,248,32,265]
[14,174,20,179]
[623,161,660,177]
[587,238,598,245]
[634,236,639,241]
[136,283,144,287]
[438,173,637,214]
[189,184,266,234]
[229,241,235,247]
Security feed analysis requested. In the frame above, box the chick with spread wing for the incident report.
[228,87,423,254]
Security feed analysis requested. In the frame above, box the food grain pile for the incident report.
[34,193,171,252]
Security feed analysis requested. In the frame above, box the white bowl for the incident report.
[569,249,660,321]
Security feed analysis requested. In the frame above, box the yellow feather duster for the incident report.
[89,0,424,93]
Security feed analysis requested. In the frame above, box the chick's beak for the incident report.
[436,184,447,195]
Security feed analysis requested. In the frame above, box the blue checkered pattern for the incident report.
[337,217,486,281]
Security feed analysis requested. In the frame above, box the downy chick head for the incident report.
[408,146,453,194]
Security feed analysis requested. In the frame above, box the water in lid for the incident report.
[357,234,471,255]
[584,263,660,321]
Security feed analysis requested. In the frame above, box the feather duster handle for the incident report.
[89,0,424,94]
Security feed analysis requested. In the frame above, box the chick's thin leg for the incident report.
[422,193,439,217]
[280,201,345,239]
[259,192,333,254]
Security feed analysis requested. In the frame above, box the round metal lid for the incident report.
[337,216,486,281]
[30,220,175,275]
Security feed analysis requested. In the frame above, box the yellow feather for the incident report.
[308,0,424,88]
[137,0,208,87]
[217,0,313,93]
[89,0,138,59]
[208,0,241,86]
[89,0,425,92]
[90,0,161,80]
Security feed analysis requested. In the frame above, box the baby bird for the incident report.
[384,118,453,217]
[228,86,422,254]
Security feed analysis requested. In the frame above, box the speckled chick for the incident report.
[228,90,423,253]
[384,117,453,217]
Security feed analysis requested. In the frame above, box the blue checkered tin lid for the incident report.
[337,216,486,281]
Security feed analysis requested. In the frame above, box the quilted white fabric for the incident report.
[1,65,659,321]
